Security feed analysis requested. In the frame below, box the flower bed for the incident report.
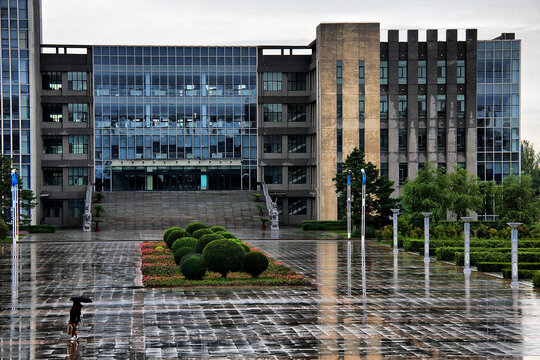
[140,240,311,288]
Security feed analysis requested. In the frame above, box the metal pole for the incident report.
[508,222,522,288]
[421,212,432,263]
[391,209,400,253]
[461,217,473,275]
[360,168,367,325]
[361,169,366,245]
[347,170,351,239]
[11,169,18,246]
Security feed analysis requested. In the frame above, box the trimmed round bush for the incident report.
[202,239,246,278]
[163,227,182,243]
[180,256,207,280]
[166,229,190,249]
[172,237,198,253]
[195,233,225,254]
[186,222,208,234]
[180,252,203,266]
[217,231,237,239]
[174,246,196,265]
[210,226,227,233]
[244,251,269,278]
[231,239,251,253]
[192,228,214,239]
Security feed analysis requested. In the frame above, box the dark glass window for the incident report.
[418,94,426,118]
[337,94,342,119]
[398,61,407,84]
[43,103,63,122]
[288,135,306,153]
[380,162,389,178]
[457,128,466,152]
[457,94,465,119]
[399,163,408,185]
[418,60,426,84]
[288,197,307,215]
[418,128,427,152]
[43,167,62,186]
[263,135,282,153]
[438,128,446,151]
[263,104,282,122]
[458,162,466,169]
[437,95,446,117]
[68,199,85,218]
[359,60,365,84]
[68,167,88,186]
[398,95,407,119]
[42,136,62,154]
[68,103,88,122]
[42,72,62,90]
[43,200,62,218]
[457,60,465,83]
[380,129,388,153]
[380,95,388,120]
[336,60,342,85]
[359,95,365,120]
[287,72,306,91]
[380,60,388,85]
[359,129,365,153]
[264,166,282,184]
[69,135,89,154]
[263,72,282,91]
[398,129,407,152]
[337,129,342,153]
[68,72,87,90]
[287,104,306,122]
[437,60,446,84]
[288,166,307,184]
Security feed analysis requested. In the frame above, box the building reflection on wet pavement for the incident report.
[0,230,539,359]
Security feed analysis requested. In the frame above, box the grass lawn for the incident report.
[141,241,312,288]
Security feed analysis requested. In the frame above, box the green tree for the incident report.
[400,162,451,221]
[521,140,540,175]
[497,173,540,225]
[447,166,482,218]
[333,148,397,229]
[478,180,498,217]
[0,155,37,225]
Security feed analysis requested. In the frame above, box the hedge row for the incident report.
[502,268,540,280]
[20,224,57,233]
[404,238,540,255]
[476,262,540,272]
[454,251,540,266]
[301,220,346,231]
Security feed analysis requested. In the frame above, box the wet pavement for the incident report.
[0,230,539,359]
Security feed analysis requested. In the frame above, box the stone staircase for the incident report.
[97,191,261,231]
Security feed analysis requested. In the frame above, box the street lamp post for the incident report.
[11,169,18,246]
[391,209,400,253]
[361,169,366,246]
[507,222,523,288]
[347,170,352,239]
[461,217,474,275]
[421,212,432,263]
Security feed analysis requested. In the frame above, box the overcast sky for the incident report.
[41,0,540,148]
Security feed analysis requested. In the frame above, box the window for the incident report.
[42,72,62,90]
[359,60,365,85]
[457,94,465,119]
[398,129,408,152]
[288,166,307,184]
[418,60,426,84]
[43,103,63,122]
[418,95,426,118]
[337,129,342,153]
[69,135,89,154]
[336,60,342,85]
[380,129,388,153]
[288,197,307,215]
[43,200,62,218]
[68,103,88,122]
[359,129,365,153]
[263,72,282,91]
[287,72,306,91]
[458,162,466,169]
[263,104,282,122]
[287,104,306,122]
[68,72,87,91]
[418,162,425,172]
[457,60,465,83]
[42,136,62,154]
[359,95,365,121]
[437,60,446,84]
[399,163,408,185]
[398,61,407,84]
[380,95,388,120]
[380,163,389,178]
[337,94,342,119]
[264,166,282,184]
[68,199,85,218]
[263,135,282,153]
[457,128,466,152]
[398,95,407,119]
[438,128,446,151]
[418,128,427,152]
[43,168,62,186]
[288,135,306,153]
[380,61,388,85]
[437,95,446,117]
[68,167,88,186]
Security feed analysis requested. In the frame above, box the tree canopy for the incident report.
[497,173,540,225]
[0,155,37,225]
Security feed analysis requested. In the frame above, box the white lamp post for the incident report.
[421,212,432,263]
[391,209,400,253]
[461,217,474,275]
[507,222,523,288]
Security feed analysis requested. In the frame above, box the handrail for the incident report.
[82,184,92,232]
[261,183,279,230]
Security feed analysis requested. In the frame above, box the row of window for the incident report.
[379,94,464,120]
[42,72,88,91]
[42,103,89,122]
[477,127,520,152]
[43,199,85,218]
[94,46,257,57]
[380,60,465,85]
[263,103,307,122]
[95,56,256,66]
[42,135,89,154]
[262,72,307,92]
[43,167,89,186]
[477,162,520,183]
[264,166,308,185]
[379,128,465,153]
[262,135,307,154]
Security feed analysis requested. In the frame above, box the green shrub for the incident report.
[455,251,540,266]
[432,225,446,239]
[192,228,213,239]
[186,222,208,234]
[195,233,225,253]
[217,231,237,239]
[202,239,246,278]
[0,218,8,239]
[244,251,269,277]
[180,256,207,280]
[502,268,538,279]
[403,238,424,253]
[165,229,190,249]
[180,252,203,266]
[173,246,196,265]
[20,224,57,233]
[409,227,423,239]
[172,237,198,253]
[231,239,251,253]
[210,226,227,233]
[163,227,182,242]
[301,220,346,231]
[477,262,540,272]
[533,271,540,288]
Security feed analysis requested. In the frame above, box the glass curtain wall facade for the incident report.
[93,46,257,191]
[477,37,520,182]
[1,0,31,189]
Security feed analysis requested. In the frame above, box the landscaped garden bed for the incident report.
[140,222,311,288]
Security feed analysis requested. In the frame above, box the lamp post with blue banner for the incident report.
[360,169,366,246]
[347,170,352,239]
[11,169,18,246]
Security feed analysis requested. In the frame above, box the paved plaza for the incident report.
[0,229,539,359]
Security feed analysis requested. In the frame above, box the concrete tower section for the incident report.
[315,23,380,221]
